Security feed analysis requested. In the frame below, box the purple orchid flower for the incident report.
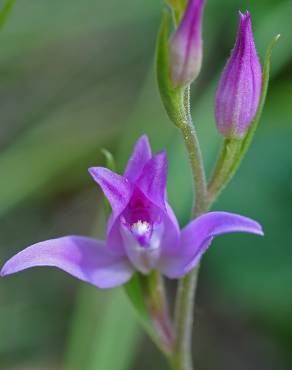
[169,0,205,86]
[215,11,262,138]
[1,136,263,288]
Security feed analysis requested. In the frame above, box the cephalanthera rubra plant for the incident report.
[1,0,280,369]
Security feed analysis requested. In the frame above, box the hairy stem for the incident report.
[171,266,200,370]
[181,85,208,215]
[169,85,207,370]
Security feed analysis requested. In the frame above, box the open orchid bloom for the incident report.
[1,136,263,288]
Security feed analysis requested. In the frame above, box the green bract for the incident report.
[156,11,185,128]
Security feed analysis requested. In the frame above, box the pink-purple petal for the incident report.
[124,135,152,182]
[88,166,133,222]
[159,203,181,255]
[160,212,263,278]
[1,236,134,288]
[136,151,167,211]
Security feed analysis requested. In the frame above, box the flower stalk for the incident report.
[155,2,279,368]
[171,86,207,370]
[171,265,200,370]
[207,138,242,205]
[140,271,174,354]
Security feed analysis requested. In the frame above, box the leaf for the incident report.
[63,287,141,370]
[155,10,184,127]
[88,289,140,370]
[124,273,157,343]
[0,0,16,30]
[166,0,187,22]
[124,273,149,322]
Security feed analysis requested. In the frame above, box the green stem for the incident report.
[170,266,200,370]
[140,271,174,355]
[169,85,208,370]
[180,85,208,215]
[207,138,242,205]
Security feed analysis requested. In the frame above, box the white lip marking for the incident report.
[131,220,150,236]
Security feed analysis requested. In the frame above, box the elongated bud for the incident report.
[169,0,205,86]
[215,11,262,139]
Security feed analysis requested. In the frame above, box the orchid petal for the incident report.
[159,203,180,254]
[88,167,133,218]
[1,236,134,288]
[160,212,263,278]
[124,135,152,182]
[120,223,162,274]
[136,151,167,211]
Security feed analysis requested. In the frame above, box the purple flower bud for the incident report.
[215,11,262,139]
[169,0,205,86]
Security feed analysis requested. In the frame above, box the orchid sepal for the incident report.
[1,136,263,288]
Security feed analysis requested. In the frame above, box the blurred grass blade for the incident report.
[0,0,16,29]
[124,274,156,338]
[101,148,116,215]
[125,274,149,322]
[63,287,141,370]
[101,148,116,172]
[88,289,140,370]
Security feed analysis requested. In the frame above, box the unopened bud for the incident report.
[215,11,262,138]
[169,0,205,86]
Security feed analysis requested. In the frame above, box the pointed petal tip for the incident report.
[88,166,99,178]
[1,261,20,278]
[152,149,168,173]
[239,10,250,18]
[88,166,106,184]
[138,134,150,144]
[133,134,151,152]
[88,166,94,175]
[157,149,167,159]
[1,260,13,277]
[254,222,264,236]
[124,134,152,182]
[238,10,251,27]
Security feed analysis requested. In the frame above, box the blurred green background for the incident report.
[0,0,291,369]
